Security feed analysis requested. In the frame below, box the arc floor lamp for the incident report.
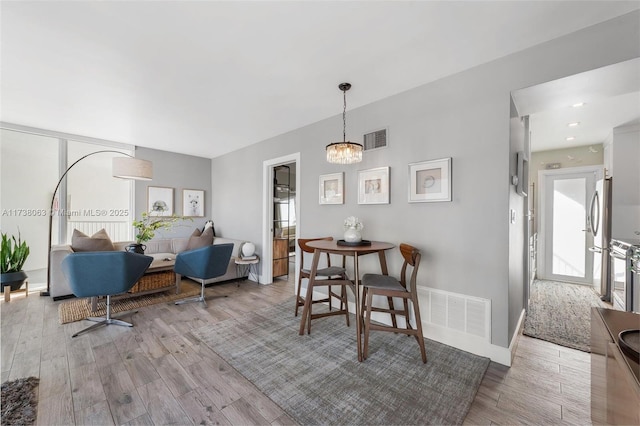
[43,150,153,296]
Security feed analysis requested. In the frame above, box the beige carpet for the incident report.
[58,281,201,324]
[523,279,605,352]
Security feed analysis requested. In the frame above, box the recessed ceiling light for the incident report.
[572,102,585,108]
[568,122,580,127]
[566,136,575,141]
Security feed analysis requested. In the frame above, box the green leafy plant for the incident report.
[631,247,640,274]
[343,216,363,231]
[132,212,187,244]
[1,232,30,274]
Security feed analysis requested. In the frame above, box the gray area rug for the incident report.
[523,279,604,352]
[1,376,39,425]
[193,298,490,425]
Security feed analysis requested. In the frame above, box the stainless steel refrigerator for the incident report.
[589,176,612,301]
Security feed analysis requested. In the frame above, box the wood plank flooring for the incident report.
[1,275,592,425]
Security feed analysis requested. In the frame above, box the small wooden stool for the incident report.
[3,280,29,302]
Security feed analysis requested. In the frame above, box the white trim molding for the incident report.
[303,284,514,366]
[261,152,301,285]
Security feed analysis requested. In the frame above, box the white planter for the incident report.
[343,227,362,243]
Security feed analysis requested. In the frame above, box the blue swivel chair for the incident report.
[174,243,234,307]
[61,251,153,338]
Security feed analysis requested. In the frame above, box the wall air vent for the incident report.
[417,286,491,341]
[363,129,387,151]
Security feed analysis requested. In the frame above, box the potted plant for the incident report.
[0,232,30,292]
[129,212,182,253]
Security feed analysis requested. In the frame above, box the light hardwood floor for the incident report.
[1,275,592,425]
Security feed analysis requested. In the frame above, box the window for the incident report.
[65,141,133,242]
[0,126,135,288]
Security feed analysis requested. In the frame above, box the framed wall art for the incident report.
[408,157,452,203]
[358,166,390,205]
[319,172,344,205]
[148,186,174,216]
[183,189,205,217]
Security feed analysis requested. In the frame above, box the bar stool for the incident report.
[295,237,351,332]
[361,243,426,363]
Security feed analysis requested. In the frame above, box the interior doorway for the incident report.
[513,59,639,290]
[272,162,297,279]
[511,59,639,351]
[261,153,300,285]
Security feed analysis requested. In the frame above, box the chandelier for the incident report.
[326,83,363,164]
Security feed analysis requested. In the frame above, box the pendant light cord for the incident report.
[342,89,347,142]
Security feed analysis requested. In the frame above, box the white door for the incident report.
[540,167,599,284]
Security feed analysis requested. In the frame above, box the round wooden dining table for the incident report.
[299,239,395,361]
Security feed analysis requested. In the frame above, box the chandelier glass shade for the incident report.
[326,142,363,164]
[326,82,363,164]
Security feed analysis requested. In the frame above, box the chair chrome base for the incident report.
[175,295,207,307]
[72,294,137,338]
[174,281,227,308]
[72,316,133,338]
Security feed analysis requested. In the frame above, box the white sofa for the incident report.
[49,236,247,300]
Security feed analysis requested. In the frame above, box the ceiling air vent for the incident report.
[363,129,387,151]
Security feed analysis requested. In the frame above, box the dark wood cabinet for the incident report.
[273,238,289,277]
[591,308,640,425]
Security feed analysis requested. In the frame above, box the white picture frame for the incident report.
[358,166,390,205]
[183,189,205,217]
[147,186,174,216]
[408,157,452,203]
[319,172,344,205]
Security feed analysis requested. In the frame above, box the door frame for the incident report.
[538,164,601,284]
[261,152,300,285]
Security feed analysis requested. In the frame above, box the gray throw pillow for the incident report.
[186,227,214,250]
[71,229,115,252]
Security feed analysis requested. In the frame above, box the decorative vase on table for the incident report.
[343,216,363,243]
[132,211,182,255]
[343,227,362,243]
[241,242,256,258]
[125,243,146,254]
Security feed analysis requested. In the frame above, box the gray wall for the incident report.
[508,98,527,341]
[135,146,212,240]
[211,11,640,349]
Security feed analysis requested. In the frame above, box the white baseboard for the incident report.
[424,320,512,366]
[508,308,526,365]
[303,287,513,366]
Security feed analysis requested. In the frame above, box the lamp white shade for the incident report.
[112,157,153,180]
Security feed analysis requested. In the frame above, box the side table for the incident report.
[235,256,260,285]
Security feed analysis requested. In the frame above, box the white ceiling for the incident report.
[512,58,640,152]
[2,1,639,158]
